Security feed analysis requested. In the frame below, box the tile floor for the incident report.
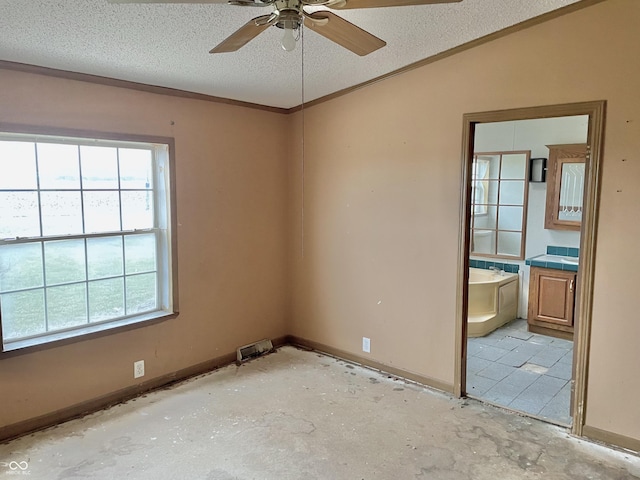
[467,318,574,425]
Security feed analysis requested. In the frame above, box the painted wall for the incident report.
[0,71,291,428]
[472,116,587,317]
[290,0,640,443]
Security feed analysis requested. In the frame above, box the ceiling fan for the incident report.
[111,0,462,56]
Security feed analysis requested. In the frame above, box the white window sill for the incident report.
[2,310,176,354]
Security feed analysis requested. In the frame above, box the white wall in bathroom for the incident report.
[472,115,588,318]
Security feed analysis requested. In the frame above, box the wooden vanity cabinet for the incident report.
[527,267,576,339]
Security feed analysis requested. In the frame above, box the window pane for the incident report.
[471,180,488,211]
[0,141,37,189]
[89,278,124,322]
[487,155,501,180]
[472,158,489,181]
[486,180,499,204]
[44,239,86,285]
[121,191,154,230]
[500,154,527,179]
[87,236,123,279]
[125,234,156,274]
[40,191,83,236]
[83,191,121,233]
[47,283,87,331]
[80,146,119,189]
[126,273,157,314]
[497,232,522,257]
[0,290,45,340]
[37,143,80,189]
[499,181,525,205]
[471,230,495,255]
[0,243,43,292]
[119,148,153,189]
[498,206,523,231]
[0,192,40,238]
[473,205,488,216]
[473,204,497,230]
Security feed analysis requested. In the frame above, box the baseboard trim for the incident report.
[528,324,573,341]
[582,425,640,454]
[286,335,454,394]
[0,335,288,443]
[5,334,639,456]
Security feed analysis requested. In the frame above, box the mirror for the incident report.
[558,162,585,222]
[545,144,586,231]
[470,151,530,259]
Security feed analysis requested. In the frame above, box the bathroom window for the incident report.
[0,130,177,353]
[470,151,530,259]
[471,158,490,215]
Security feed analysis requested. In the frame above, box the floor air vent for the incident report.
[237,339,273,363]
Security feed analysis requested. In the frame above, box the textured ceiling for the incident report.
[0,0,580,109]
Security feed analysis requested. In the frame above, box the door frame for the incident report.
[454,101,606,436]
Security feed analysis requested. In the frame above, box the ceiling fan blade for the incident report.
[329,0,461,9]
[210,15,273,53]
[304,12,385,56]
[109,1,228,4]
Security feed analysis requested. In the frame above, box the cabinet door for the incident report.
[528,267,576,331]
[544,144,587,231]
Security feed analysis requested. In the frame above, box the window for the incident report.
[0,130,176,352]
[471,158,489,215]
[470,151,530,259]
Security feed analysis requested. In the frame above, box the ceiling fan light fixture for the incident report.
[275,9,301,52]
[281,25,297,51]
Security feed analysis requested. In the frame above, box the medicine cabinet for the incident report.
[544,144,587,231]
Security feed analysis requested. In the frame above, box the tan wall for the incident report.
[0,71,291,427]
[290,0,640,442]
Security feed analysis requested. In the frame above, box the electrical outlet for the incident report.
[134,360,145,379]
[362,337,371,353]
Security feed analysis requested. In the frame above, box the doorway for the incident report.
[455,101,605,436]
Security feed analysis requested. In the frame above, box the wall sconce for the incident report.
[530,157,547,182]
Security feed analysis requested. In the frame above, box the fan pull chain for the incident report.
[301,20,305,258]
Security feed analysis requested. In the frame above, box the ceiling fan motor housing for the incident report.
[275,9,301,30]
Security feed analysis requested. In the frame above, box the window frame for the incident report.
[470,150,530,260]
[0,123,179,356]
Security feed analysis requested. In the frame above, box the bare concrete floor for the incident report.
[1,346,639,479]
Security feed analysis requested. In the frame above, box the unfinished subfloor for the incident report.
[1,346,638,479]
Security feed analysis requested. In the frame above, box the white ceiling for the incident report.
[0,0,580,109]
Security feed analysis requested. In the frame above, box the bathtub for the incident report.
[468,267,519,337]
